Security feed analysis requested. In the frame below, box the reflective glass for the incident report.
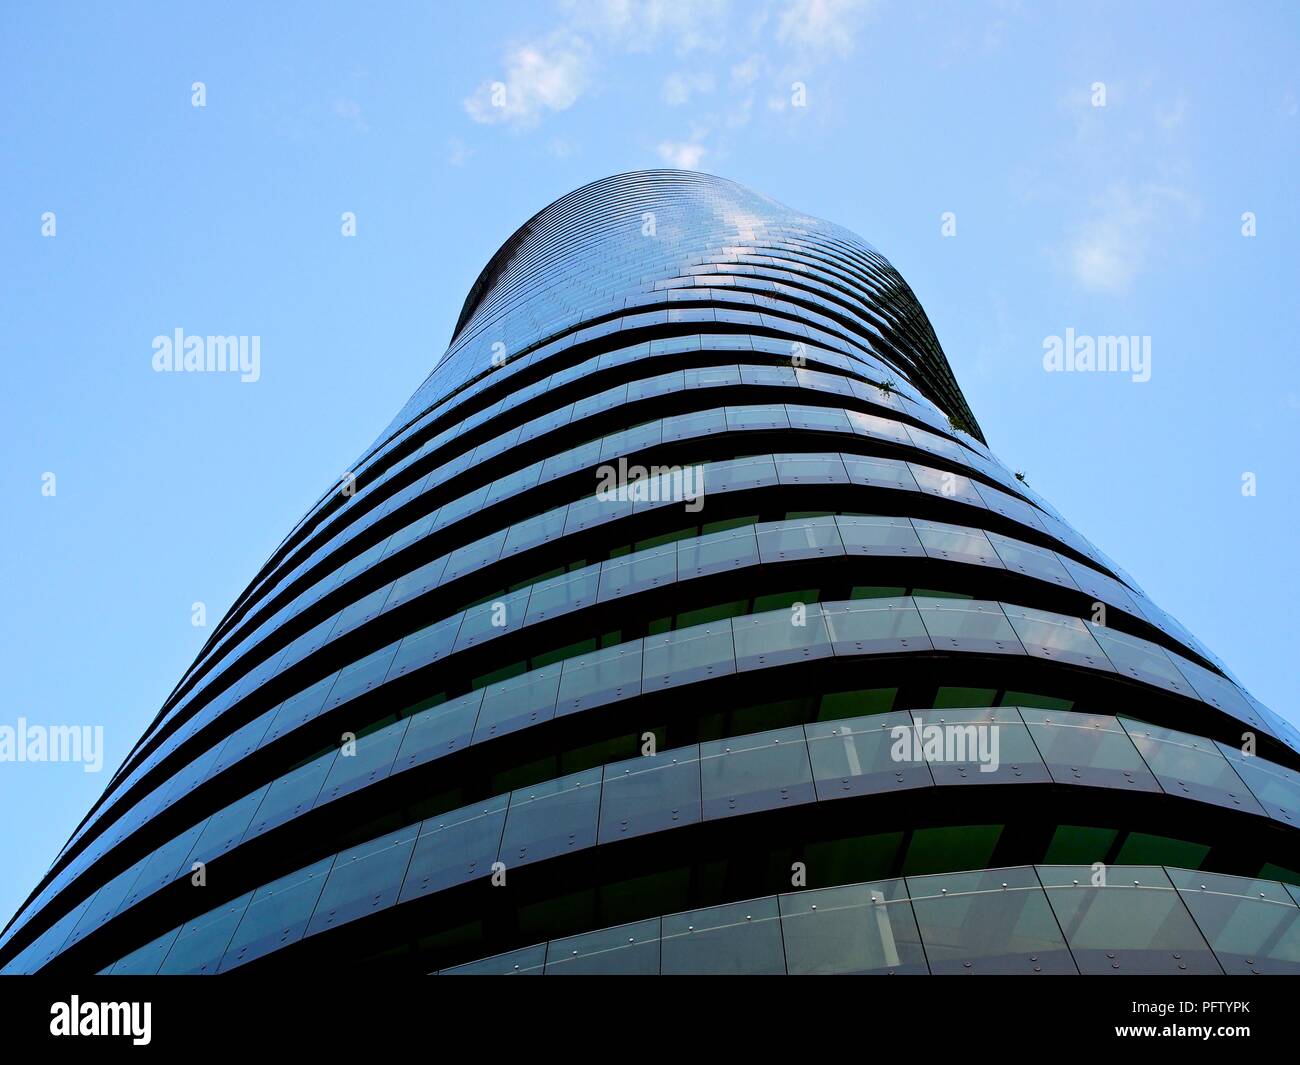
[908,867,1076,974]
[833,515,923,557]
[394,690,482,773]
[472,664,561,743]
[1120,719,1263,814]
[823,597,931,655]
[316,718,408,806]
[910,707,1050,786]
[1002,604,1112,671]
[219,858,335,971]
[305,825,418,936]
[807,711,933,798]
[1167,869,1300,974]
[599,745,702,843]
[158,892,253,975]
[544,918,661,974]
[555,641,643,716]
[399,796,509,902]
[779,881,927,974]
[1019,709,1159,792]
[642,621,736,690]
[499,768,602,866]
[914,598,1024,655]
[732,605,833,671]
[661,897,786,974]
[1039,865,1221,974]
[700,726,815,819]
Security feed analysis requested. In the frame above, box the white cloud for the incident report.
[775,0,875,58]
[447,137,473,166]
[332,98,368,132]
[564,0,732,54]
[662,71,715,106]
[731,54,763,87]
[464,31,592,128]
[657,139,707,169]
[1065,183,1201,293]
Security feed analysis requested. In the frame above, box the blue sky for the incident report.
[1,0,1297,927]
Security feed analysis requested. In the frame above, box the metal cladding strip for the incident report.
[10,597,1300,973]
[4,171,1294,971]
[55,712,1300,977]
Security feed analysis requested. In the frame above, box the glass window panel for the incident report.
[206,706,277,779]
[399,795,509,903]
[910,707,1050,786]
[908,867,1076,974]
[500,768,602,867]
[706,455,779,493]
[330,584,392,639]
[472,664,561,743]
[555,641,644,717]
[442,529,507,584]
[443,944,547,975]
[1018,708,1159,792]
[599,745,702,843]
[784,405,853,433]
[914,597,1025,655]
[912,519,1003,568]
[1167,869,1300,974]
[661,897,785,974]
[501,507,568,558]
[598,543,677,602]
[822,597,931,656]
[218,857,335,972]
[525,566,600,624]
[545,918,662,974]
[388,612,465,681]
[1214,746,1300,827]
[261,672,338,747]
[907,464,986,508]
[306,825,418,937]
[807,711,933,798]
[158,892,253,975]
[725,405,789,431]
[700,726,815,819]
[972,482,1046,533]
[384,554,449,611]
[107,927,181,975]
[1058,556,1139,615]
[732,605,833,671]
[1168,655,1265,731]
[1039,865,1222,974]
[243,755,333,840]
[316,718,408,807]
[110,818,204,914]
[662,408,726,443]
[323,643,398,711]
[846,409,911,444]
[63,859,148,950]
[773,452,850,485]
[564,491,632,534]
[394,690,482,773]
[485,461,544,507]
[834,515,923,558]
[986,532,1077,589]
[1002,605,1113,672]
[677,526,760,579]
[842,454,917,492]
[454,588,530,651]
[431,483,489,531]
[642,621,736,690]
[181,787,268,872]
[1120,720,1263,814]
[1086,625,1194,696]
[780,880,928,974]
[755,516,844,563]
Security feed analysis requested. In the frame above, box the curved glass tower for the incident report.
[5,170,1300,976]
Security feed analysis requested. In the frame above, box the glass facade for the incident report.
[3,170,1297,976]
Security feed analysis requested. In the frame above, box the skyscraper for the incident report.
[4,170,1299,975]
